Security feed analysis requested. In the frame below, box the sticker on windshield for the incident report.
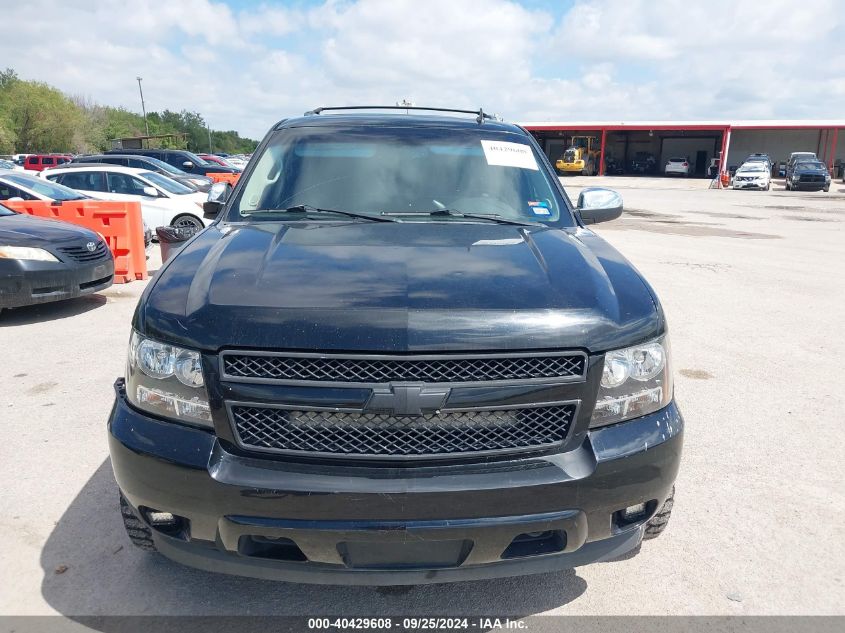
[481,140,539,171]
[528,200,551,216]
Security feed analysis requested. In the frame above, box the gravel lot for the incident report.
[1,176,843,619]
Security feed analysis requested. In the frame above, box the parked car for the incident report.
[198,154,242,172]
[23,154,72,172]
[604,156,625,175]
[732,162,771,190]
[0,201,114,312]
[71,154,213,192]
[108,106,683,585]
[785,152,818,181]
[42,165,210,230]
[225,155,248,169]
[629,152,657,174]
[0,169,89,203]
[707,157,721,178]
[786,160,831,192]
[104,149,239,177]
[742,153,772,172]
[664,157,692,177]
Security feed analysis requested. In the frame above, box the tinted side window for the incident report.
[163,153,187,168]
[128,158,151,169]
[57,157,70,164]
[58,171,106,192]
[107,173,149,195]
[42,157,55,165]
[0,183,34,200]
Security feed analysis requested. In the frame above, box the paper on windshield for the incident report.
[481,140,539,171]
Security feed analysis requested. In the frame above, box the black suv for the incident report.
[104,148,239,177]
[108,107,683,585]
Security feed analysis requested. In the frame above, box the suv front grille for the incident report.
[221,352,586,385]
[58,241,109,262]
[229,403,577,458]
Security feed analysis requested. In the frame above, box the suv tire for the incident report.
[119,493,157,552]
[643,486,674,540]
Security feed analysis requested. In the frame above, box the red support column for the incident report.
[829,128,838,172]
[719,126,731,176]
[598,128,607,176]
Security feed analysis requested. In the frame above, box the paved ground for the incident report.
[1,176,843,619]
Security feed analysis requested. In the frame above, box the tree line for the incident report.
[0,69,258,155]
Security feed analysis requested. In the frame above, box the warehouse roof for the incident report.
[521,120,845,130]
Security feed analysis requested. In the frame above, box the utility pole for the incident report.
[207,123,213,154]
[136,76,149,136]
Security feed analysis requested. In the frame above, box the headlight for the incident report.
[0,246,59,261]
[126,331,212,427]
[591,335,673,428]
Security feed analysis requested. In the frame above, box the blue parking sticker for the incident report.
[528,201,551,216]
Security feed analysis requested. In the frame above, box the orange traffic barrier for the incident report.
[720,173,730,187]
[4,199,147,283]
[207,172,240,185]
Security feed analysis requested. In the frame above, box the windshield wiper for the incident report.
[382,209,543,227]
[253,205,399,223]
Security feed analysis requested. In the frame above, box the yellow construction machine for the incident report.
[555,136,601,175]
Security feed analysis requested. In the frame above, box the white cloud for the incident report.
[0,0,843,139]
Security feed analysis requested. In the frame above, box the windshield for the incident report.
[141,171,195,195]
[739,164,766,172]
[798,161,826,170]
[141,156,186,175]
[3,173,88,201]
[231,126,571,225]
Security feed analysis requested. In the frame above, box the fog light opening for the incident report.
[501,530,566,559]
[147,511,177,526]
[140,507,190,539]
[622,503,647,521]
[613,500,657,529]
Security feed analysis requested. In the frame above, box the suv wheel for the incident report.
[643,486,674,540]
[172,214,204,231]
[119,493,157,552]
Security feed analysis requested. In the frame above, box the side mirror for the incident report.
[203,181,231,219]
[577,187,623,225]
[182,161,194,169]
[142,185,159,197]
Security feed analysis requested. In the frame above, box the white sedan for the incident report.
[40,165,210,230]
[664,157,693,176]
[732,162,771,190]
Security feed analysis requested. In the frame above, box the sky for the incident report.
[2,0,844,140]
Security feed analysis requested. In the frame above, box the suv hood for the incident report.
[139,222,662,353]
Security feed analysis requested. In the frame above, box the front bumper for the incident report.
[733,181,767,189]
[0,257,114,309]
[109,381,683,585]
[791,181,829,191]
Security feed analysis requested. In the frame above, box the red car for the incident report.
[198,154,241,171]
[24,154,72,172]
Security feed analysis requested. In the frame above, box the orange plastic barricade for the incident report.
[207,172,240,185]
[4,199,147,283]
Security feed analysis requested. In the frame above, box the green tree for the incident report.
[0,68,259,155]
[0,76,83,152]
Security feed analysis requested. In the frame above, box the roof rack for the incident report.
[303,105,496,124]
